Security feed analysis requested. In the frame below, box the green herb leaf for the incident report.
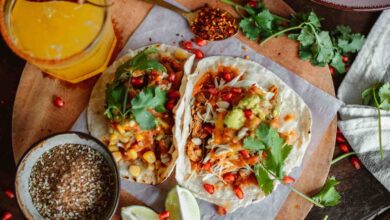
[254,164,274,195]
[330,52,346,74]
[378,83,390,110]
[130,87,167,130]
[333,25,365,53]
[239,17,261,40]
[312,177,341,207]
[297,26,315,47]
[243,137,266,151]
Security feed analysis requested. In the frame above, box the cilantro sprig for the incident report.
[244,123,341,207]
[362,82,390,160]
[104,46,167,130]
[221,0,365,74]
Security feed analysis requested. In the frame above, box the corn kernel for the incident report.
[108,145,119,152]
[126,149,138,160]
[116,124,126,135]
[135,133,144,142]
[110,133,118,143]
[148,163,155,170]
[112,151,122,163]
[119,135,130,143]
[129,165,141,177]
[143,151,156,164]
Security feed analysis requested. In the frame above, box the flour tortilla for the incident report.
[88,44,195,184]
[175,56,312,212]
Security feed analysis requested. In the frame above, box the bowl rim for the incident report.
[14,131,121,220]
[311,0,390,11]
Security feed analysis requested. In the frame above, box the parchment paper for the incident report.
[71,3,342,219]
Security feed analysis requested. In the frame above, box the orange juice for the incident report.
[0,0,117,83]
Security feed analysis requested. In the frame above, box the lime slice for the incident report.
[165,186,201,220]
[121,205,159,220]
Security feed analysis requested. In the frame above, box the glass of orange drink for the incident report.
[0,0,117,83]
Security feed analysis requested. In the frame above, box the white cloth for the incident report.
[338,10,390,191]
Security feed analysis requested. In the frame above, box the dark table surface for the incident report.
[0,0,389,219]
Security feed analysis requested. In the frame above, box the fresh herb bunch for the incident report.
[221,0,365,74]
[243,123,341,207]
[104,46,167,130]
[362,82,390,160]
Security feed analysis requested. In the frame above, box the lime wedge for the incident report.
[121,205,159,220]
[165,186,201,220]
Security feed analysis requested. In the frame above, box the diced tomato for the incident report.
[233,186,244,199]
[131,76,144,86]
[216,205,227,216]
[222,72,232,82]
[282,175,295,184]
[222,93,233,101]
[195,37,207,46]
[203,183,215,194]
[239,150,250,159]
[243,109,253,119]
[247,0,257,8]
[167,90,180,99]
[202,162,211,171]
[247,155,259,165]
[204,124,214,134]
[181,41,193,50]
[159,210,170,220]
[192,49,204,59]
[223,172,235,183]
[165,100,176,111]
[208,88,219,95]
[231,87,242,94]
[167,73,176,82]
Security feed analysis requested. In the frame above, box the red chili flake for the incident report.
[231,88,242,94]
[336,133,346,143]
[131,77,143,86]
[342,56,349,63]
[239,150,250,159]
[167,73,176,83]
[167,90,180,99]
[181,41,193,50]
[243,109,253,119]
[165,100,176,111]
[203,183,215,194]
[159,210,170,220]
[53,96,64,108]
[283,175,295,184]
[4,190,14,199]
[2,212,12,220]
[350,156,361,170]
[216,205,227,216]
[195,37,207,46]
[192,49,204,59]
[339,143,350,153]
[222,72,232,82]
[329,66,335,75]
[247,0,258,8]
[223,172,235,183]
[222,93,233,101]
[233,186,244,199]
[191,7,238,41]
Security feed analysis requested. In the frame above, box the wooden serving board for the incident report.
[12,0,337,219]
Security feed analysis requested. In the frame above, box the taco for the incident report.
[175,56,312,212]
[88,44,195,184]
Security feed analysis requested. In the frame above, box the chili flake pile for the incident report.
[29,144,115,219]
[191,7,238,41]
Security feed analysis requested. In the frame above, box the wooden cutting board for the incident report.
[12,0,336,219]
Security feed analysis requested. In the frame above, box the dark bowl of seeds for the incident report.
[15,132,120,220]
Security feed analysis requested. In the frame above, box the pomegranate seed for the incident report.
[53,96,64,108]
[131,77,143,86]
[339,143,350,153]
[195,37,207,46]
[222,93,233,101]
[159,210,170,220]
[208,88,218,95]
[233,186,244,199]
[223,172,235,183]
[165,100,176,111]
[231,88,242,94]
[167,90,180,99]
[282,175,295,184]
[342,56,349,63]
[329,66,335,75]
[336,133,346,143]
[4,190,14,199]
[167,73,176,82]
[247,0,257,8]
[243,109,253,119]
[203,183,215,194]
[239,150,250,159]
[181,41,193,50]
[222,72,232,82]
[204,124,214,134]
[192,49,204,59]
[350,156,361,170]
[216,205,227,216]
[202,162,211,171]
[2,212,12,220]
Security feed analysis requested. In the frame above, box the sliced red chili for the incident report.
[282,175,295,184]
[243,109,253,119]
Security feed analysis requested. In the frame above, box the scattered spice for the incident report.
[191,7,238,41]
[29,144,115,219]
[53,96,64,108]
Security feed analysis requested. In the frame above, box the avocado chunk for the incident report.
[224,109,245,129]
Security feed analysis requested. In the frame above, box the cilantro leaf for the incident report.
[313,31,334,66]
[243,137,266,151]
[297,26,315,47]
[378,83,390,110]
[312,177,341,207]
[332,25,365,53]
[239,17,261,40]
[254,164,274,195]
[330,52,346,74]
[131,87,167,130]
